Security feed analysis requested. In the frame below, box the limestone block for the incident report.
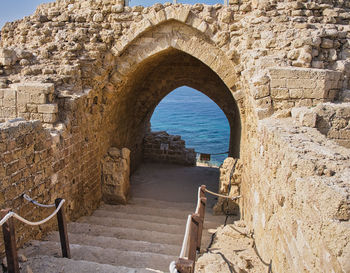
[340,90,350,102]
[271,88,289,99]
[291,107,317,127]
[30,93,47,104]
[38,104,58,114]
[146,10,166,25]
[0,48,17,66]
[164,6,190,23]
[11,83,54,95]
[42,113,57,123]
[269,67,341,100]
[3,89,16,107]
[101,147,131,204]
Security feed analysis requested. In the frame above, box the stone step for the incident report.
[45,232,181,256]
[68,222,184,246]
[77,216,185,235]
[129,197,196,210]
[22,241,176,272]
[92,209,222,229]
[21,255,156,273]
[66,222,213,248]
[98,203,224,222]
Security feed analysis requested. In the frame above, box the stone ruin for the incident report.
[0,0,349,272]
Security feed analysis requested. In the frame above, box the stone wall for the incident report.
[0,83,58,124]
[241,117,350,273]
[0,119,56,250]
[213,157,242,215]
[143,131,196,166]
[0,0,349,271]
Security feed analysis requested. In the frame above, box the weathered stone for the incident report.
[101,147,130,204]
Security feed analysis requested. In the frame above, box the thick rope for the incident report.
[196,151,229,156]
[205,189,241,201]
[169,261,178,273]
[195,187,201,214]
[23,194,56,208]
[0,199,65,226]
[179,214,192,258]
[169,214,192,273]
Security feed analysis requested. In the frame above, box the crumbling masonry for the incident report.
[0,0,349,272]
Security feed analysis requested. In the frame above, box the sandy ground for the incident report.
[196,221,270,273]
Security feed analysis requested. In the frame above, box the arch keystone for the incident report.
[145,9,166,25]
[164,6,191,23]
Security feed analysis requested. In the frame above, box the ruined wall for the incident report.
[143,131,196,166]
[0,0,349,271]
[240,118,350,273]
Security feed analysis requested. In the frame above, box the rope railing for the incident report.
[22,194,56,208]
[0,196,71,273]
[170,183,241,273]
[0,199,65,227]
[204,188,241,201]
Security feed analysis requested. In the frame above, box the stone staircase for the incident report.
[19,197,225,273]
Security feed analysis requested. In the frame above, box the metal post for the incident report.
[1,209,20,273]
[55,198,71,259]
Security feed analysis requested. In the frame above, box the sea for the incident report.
[150,86,230,167]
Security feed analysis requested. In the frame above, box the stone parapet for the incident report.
[143,131,196,166]
[0,82,58,124]
[269,67,342,110]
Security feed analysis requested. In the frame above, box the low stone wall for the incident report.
[241,118,350,273]
[0,83,58,124]
[0,113,106,254]
[143,131,196,166]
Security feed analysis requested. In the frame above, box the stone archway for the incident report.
[103,21,242,169]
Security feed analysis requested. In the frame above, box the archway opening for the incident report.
[150,86,230,167]
[109,48,241,171]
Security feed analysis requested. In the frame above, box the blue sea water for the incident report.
[151,86,230,166]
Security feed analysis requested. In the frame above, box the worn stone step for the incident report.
[92,209,222,229]
[45,232,181,256]
[21,255,156,273]
[77,215,185,235]
[22,241,176,272]
[129,197,196,210]
[98,203,224,222]
[67,222,184,246]
[66,222,213,248]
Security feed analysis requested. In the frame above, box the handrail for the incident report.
[0,199,65,226]
[204,188,241,200]
[22,194,56,208]
[170,185,241,273]
[0,196,71,273]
